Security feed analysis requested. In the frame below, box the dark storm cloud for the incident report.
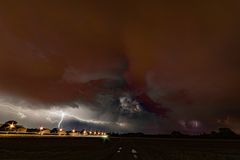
[0,0,240,133]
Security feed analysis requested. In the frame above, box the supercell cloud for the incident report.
[0,1,240,133]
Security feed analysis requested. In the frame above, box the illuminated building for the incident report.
[38,128,51,135]
[58,128,66,135]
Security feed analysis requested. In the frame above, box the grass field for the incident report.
[0,137,239,160]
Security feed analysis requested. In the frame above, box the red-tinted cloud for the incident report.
[0,0,240,133]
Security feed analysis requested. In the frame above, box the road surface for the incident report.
[0,137,240,160]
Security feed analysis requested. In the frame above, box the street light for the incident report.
[9,123,15,129]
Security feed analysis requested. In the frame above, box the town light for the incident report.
[9,123,15,129]
[72,129,75,133]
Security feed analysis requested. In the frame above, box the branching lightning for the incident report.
[49,109,126,128]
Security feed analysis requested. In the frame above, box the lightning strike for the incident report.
[58,111,65,128]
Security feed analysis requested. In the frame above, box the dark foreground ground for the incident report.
[0,137,240,160]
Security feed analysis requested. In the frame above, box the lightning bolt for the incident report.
[57,111,65,128]
[50,110,126,128]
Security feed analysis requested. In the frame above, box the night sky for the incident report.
[0,1,240,134]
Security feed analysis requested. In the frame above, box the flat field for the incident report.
[0,137,239,160]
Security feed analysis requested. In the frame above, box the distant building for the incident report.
[39,128,51,135]
[58,130,67,135]
[80,129,88,135]
[16,127,27,133]
[69,132,79,136]
[69,129,79,136]
[87,131,93,135]
[51,128,67,135]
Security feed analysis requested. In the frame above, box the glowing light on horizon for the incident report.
[9,123,15,129]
